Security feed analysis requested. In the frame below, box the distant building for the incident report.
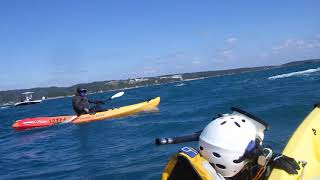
[106,81,118,85]
[171,75,183,80]
[128,78,149,84]
[135,78,149,82]
[160,75,183,80]
[129,79,135,84]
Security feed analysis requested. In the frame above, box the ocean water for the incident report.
[1,62,320,180]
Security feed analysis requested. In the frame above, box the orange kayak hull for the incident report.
[12,116,76,130]
[12,97,160,130]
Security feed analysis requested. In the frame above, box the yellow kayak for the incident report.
[72,97,160,124]
[268,105,320,179]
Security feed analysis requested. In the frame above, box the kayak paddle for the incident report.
[155,132,201,145]
[107,91,125,101]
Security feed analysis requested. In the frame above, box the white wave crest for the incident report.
[268,67,320,80]
[175,83,185,87]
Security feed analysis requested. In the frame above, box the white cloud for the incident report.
[306,43,320,49]
[272,38,320,53]
[295,40,305,47]
[273,39,293,50]
[142,67,158,75]
[148,51,189,65]
[221,49,234,59]
[259,52,269,58]
[191,56,201,64]
[192,60,201,64]
[225,37,238,44]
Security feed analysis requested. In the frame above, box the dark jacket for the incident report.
[72,93,90,116]
[72,87,102,115]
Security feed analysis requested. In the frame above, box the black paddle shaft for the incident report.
[155,132,201,145]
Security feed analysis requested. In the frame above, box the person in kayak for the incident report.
[72,86,105,116]
[162,107,300,180]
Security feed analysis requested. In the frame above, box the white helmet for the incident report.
[198,107,268,177]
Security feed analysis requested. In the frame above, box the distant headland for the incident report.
[1,59,319,105]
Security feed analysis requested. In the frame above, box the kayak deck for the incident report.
[72,97,160,124]
[12,97,160,130]
[268,105,320,179]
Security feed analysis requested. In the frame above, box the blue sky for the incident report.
[0,0,320,90]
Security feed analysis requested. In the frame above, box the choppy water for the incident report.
[1,62,320,180]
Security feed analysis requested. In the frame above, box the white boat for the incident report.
[14,92,43,107]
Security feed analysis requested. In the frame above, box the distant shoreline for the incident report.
[43,76,214,102]
[1,58,319,105]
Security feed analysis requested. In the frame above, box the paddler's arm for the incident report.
[88,99,105,105]
[242,145,300,177]
[88,100,105,105]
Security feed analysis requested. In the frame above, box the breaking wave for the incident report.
[268,67,320,80]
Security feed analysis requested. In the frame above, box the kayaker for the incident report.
[162,108,300,180]
[72,86,105,116]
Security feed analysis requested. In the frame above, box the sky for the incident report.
[0,0,320,90]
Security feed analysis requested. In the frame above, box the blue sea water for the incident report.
[1,62,320,180]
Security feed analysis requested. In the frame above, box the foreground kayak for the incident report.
[268,104,320,179]
[13,97,160,130]
[159,106,320,179]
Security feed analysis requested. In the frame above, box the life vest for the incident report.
[162,146,225,180]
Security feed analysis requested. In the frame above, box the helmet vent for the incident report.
[220,121,226,125]
[216,164,226,169]
[242,119,246,122]
[200,146,203,150]
[233,158,243,164]
[234,122,241,127]
[212,152,221,158]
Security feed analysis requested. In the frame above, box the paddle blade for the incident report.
[110,91,124,99]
